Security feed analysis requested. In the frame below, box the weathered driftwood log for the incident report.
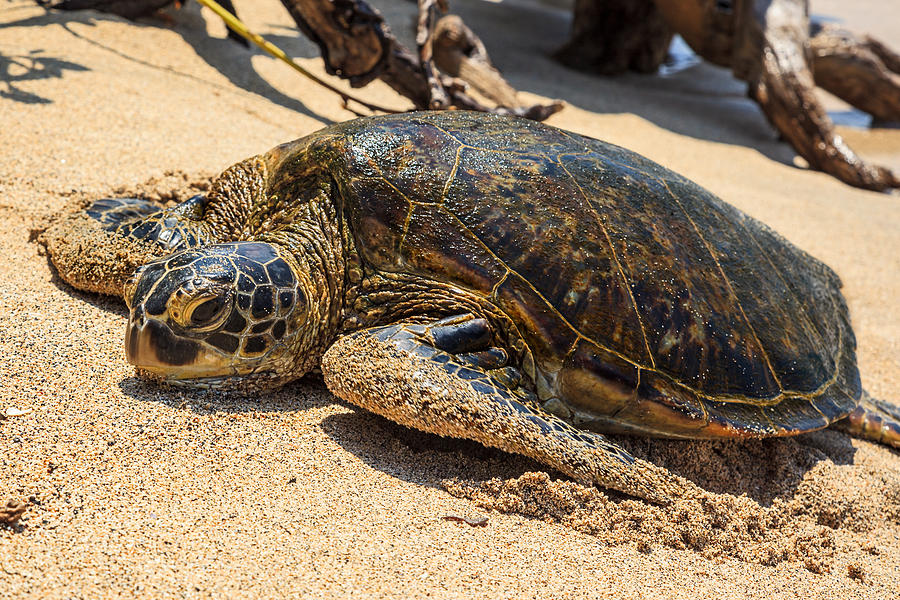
[554,0,673,75]
[280,0,428,103]
[558,0,900,191]
[279,0,563,119]
[432,15,520,108]
[809,23,900,125]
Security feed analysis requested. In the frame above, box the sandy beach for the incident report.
[1,0,899,597]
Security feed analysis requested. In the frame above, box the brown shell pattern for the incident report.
[313,112,860,438]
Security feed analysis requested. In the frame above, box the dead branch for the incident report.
[279,0,562,120]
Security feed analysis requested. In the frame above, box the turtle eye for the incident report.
[186,296,227,328]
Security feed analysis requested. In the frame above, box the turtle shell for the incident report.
[276,111,861,439]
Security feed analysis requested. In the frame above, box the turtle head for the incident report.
[124,242,315,390]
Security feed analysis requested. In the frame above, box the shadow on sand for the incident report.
[1,5,332,122]
[6,1,885,168]
[318,402,859,507]
[0,48,89,104]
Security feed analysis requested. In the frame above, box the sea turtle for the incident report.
[42,111,900,503]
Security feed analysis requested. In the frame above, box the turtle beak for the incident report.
[125,308,230,379]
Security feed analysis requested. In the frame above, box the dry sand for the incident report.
[1,0,899,597]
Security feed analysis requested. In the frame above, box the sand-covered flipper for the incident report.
[41,194,213,296]
[321,315,696,505]
[41,156,268,297]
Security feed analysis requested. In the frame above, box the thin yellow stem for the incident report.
[194,0,399,114]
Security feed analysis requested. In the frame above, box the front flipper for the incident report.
[321,318,693,504]
[86,195,210,250]
[42,195,212,297]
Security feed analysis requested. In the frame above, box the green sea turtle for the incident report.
[42,111,900,503]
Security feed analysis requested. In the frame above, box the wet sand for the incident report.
[1,0,899,597]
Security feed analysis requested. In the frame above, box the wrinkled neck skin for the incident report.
[252,133,356,382]
[258,182,349,381]
[201,155,273,242]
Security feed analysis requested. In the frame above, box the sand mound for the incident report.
[445,432,900,574]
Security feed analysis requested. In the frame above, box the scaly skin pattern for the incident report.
[42,111,900,502]
[124,242,308,388]
[322,321,695,504]
[41,157,269,296]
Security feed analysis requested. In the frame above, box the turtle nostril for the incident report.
[130,306,146,327]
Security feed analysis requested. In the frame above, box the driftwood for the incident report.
[50,0,561,119]
[554,0,673,75]
[278,0,562,119]
[809,23,900,125]
[557,0,900,191]
[432,15,519,108]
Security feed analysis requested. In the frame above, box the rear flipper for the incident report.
[321,314,696,504]
[41,195,213,297]
[832,392,900,449]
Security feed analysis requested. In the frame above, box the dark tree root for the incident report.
[279,0,562,120]
[810,23,900,125]
[553,0,673,75]
[750,39,900,191]
[733,0,899,191]
[417,0,452,109]
[431,15,517,108]
[557,0,900,191]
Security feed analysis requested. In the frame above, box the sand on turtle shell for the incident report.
[2,0,899,598]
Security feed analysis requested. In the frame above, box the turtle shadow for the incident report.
[320,406,858,507]
[614,428,858,506]
[2,6,330,123]
[158,4,334,124]
[115,373,332,416]
[319,407,541,490]
[36,246,330,418]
